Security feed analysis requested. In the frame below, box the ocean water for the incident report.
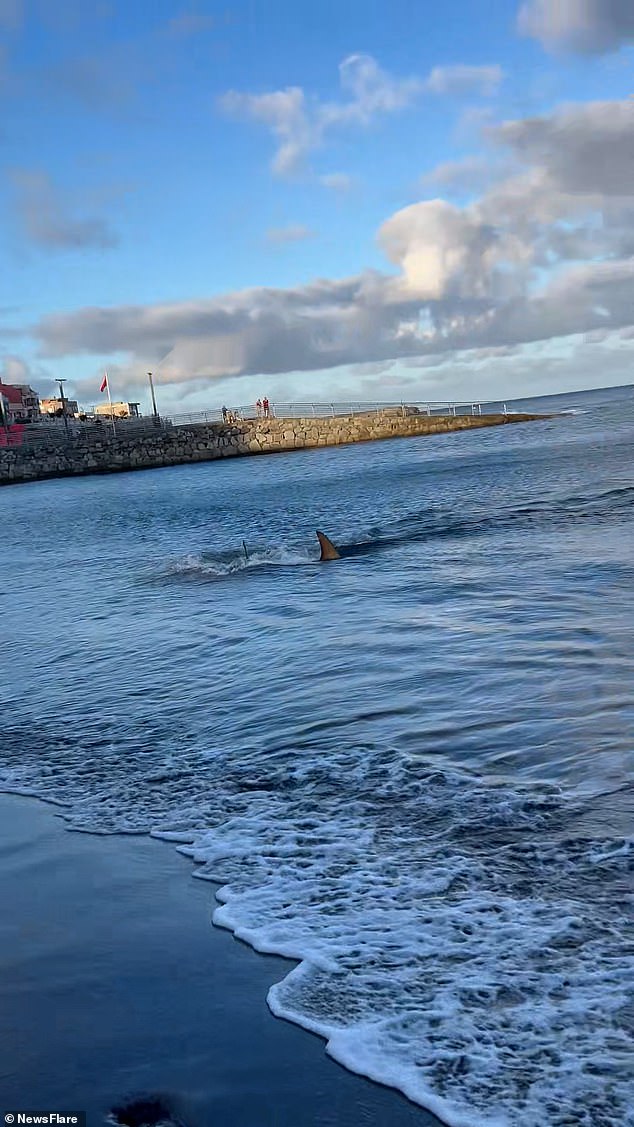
[1,385,633,1127]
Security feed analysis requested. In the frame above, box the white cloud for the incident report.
[33,254,634,385]
[378,198,529,302]
[491,99,634,196]
[518,0,634,53]
[220,86,311,176]
[332,53,422,121]
[425,64,504,97]
[265,224,315,245]
[220,54,422,176]
[30,97,634,397]
[220,54,501,177]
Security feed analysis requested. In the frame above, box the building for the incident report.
[40,396,80,417]
[94,401,140,419]
[0,382,40,423]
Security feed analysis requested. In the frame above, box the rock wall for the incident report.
[0,411,545,487]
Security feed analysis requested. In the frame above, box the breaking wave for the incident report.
[1,726,632,1127]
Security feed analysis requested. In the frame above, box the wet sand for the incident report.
[0,794,442,1127]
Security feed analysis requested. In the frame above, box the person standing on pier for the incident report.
[263,397,270,418]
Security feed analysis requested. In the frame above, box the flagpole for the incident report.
[105,371,116,436]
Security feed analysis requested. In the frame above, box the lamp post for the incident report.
[147,372,159,423]
[57,378,69,436]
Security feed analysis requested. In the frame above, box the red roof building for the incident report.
[0,382,40,423]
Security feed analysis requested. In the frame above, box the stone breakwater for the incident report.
[0,411,546,487]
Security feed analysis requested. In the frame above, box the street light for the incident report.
[57,378,69,436]
[147,372,159,423]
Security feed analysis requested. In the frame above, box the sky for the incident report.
[0,0,633,416]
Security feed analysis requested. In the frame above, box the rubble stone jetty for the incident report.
[0,410,547,487]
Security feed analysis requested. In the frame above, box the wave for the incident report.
[353,483,634,553]
[162,545,315,580]
[157,483,634,583]
[1,725,632,1127]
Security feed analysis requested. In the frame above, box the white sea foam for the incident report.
[165,545,314,579]
[155,761,632,1127]
[1,736,632,1127]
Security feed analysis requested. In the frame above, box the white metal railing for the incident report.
[164,400,512,426]
[0,401,518,451]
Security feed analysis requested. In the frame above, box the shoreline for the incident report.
[0,791,443,1127]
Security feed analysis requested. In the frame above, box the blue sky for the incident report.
[1,0,633,414]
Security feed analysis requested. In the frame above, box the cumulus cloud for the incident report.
[33,253,634,385]
[425,64,504,97]
[11,170,118,251]
[35,274,412,375]
[31,96,634,392]
[220,54,501,176]
[491,99,634,196]
[518,0,634,53]
[334,53,423,118]
[265,223,315,245]
[220,85,312,176]
[220,54,422,175]
[378,199,530,302]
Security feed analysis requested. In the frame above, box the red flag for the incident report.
[100,373,108,393]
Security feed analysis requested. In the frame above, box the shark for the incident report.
[239,530,341,563]
[316,530,341,561]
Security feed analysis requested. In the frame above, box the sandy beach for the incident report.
[0,794,441,1127]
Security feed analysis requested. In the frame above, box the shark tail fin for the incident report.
[316,530,341,561]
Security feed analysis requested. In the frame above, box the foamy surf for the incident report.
[150,759,632,1127]
[2,742,633,1126]
[164,545,315,579]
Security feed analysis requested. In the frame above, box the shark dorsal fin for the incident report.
[316,530,341,561]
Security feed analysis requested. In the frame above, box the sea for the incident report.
[1,384,632,1127]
